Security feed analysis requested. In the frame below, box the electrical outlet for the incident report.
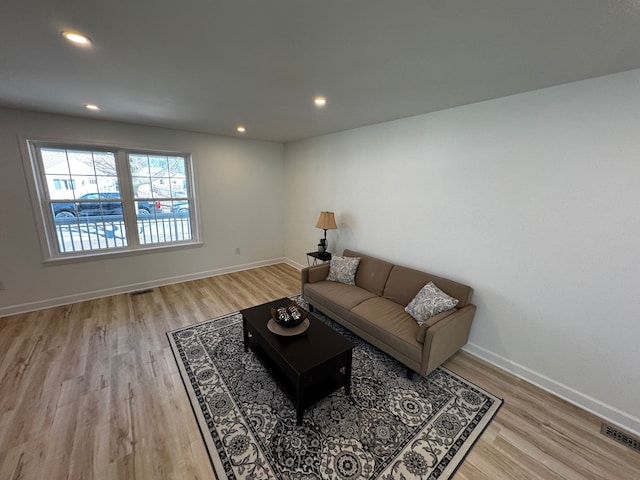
[0,281,5,290]
[235,247,241,255]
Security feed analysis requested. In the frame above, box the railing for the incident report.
[54,213,191,253]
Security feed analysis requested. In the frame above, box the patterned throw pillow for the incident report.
[326,256,361,285]
[405,281,459,325]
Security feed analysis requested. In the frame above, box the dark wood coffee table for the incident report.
[241,298,354,425]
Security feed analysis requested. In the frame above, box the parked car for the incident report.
[172,201,190,216]
[52,193,162,218]
[137,199,163,215]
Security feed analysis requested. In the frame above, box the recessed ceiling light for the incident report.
[85,104,100,111]
[314,97,327,107]
[62,31,92,46]
[236,126,246,133]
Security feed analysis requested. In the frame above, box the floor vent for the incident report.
[130,289,153,296]
[601,423,640,454]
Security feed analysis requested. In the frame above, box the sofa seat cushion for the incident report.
[349,297,422,361]
[304,281,376,319]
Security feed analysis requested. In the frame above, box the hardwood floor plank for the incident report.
[0,263,638,479]
[444,351,640,479]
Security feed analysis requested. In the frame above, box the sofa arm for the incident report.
[420,304,476,376]
[301,264,330,292]
[416,309,457,344]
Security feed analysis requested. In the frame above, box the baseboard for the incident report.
[463,342,640,437]
[0,257,286,317]
[283,257,305,271]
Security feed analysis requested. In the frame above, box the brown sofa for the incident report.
[301,249,476,377]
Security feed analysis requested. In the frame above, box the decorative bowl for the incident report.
[271,302,308,328]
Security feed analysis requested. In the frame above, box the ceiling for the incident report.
[2,1,640,143]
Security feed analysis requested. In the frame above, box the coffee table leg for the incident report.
[344,352,352,395]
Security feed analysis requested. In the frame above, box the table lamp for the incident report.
[315,211,337,253]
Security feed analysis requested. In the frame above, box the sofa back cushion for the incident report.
[383,265,474,307]
[343,249,394,296]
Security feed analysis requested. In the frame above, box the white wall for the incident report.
[284,69,640,435]
[0,108,285,314]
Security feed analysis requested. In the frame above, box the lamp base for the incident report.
[318,239,327,253]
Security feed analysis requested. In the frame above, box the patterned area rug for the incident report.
[168,299,502,480]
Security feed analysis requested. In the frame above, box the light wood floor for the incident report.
[0,264,638,479]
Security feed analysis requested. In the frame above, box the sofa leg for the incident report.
[406,368,414,380]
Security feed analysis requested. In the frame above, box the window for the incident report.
[24,140,199,260]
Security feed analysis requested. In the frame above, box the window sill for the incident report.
[42,240,204,265]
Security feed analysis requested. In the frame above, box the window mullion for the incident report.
[116,149,141,248]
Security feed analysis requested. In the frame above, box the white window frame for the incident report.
[20,137,201,262]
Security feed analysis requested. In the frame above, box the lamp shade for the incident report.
[315,211,337,230]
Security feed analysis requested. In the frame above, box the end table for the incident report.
[307,251,332,266]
